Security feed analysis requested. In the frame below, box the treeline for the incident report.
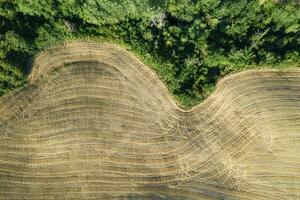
[0,0,299,107]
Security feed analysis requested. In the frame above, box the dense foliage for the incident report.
[0,0,299,107]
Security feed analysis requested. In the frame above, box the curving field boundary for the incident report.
[0,41,300,199]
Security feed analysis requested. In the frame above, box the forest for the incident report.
[0,0,299,107]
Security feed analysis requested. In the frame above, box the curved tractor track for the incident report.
[0,41,300,199]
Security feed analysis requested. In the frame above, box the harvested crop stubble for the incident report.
[0,41,300,199]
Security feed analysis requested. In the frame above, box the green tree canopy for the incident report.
[0,0,299,107]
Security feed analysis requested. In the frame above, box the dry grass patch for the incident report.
[0,41,300,199]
